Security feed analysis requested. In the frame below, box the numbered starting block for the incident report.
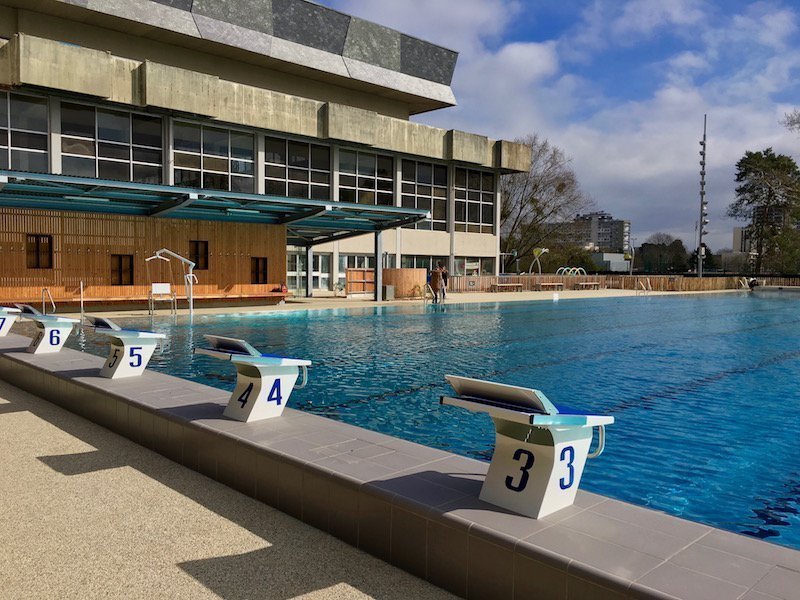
[83,315,166,379]
[0,306,22,336]
[14,304,79,354]
[194,335,311,423]
[441,375,613,519]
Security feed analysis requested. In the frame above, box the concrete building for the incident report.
[563,211,631,253]
[0,0,530,304]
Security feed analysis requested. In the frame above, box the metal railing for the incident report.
[41,287,56,314]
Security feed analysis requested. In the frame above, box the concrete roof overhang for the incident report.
[0,171,429,247]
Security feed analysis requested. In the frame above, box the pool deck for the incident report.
[0,329,797,600]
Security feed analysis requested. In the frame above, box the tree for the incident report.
[782,110,800,134]
[689,244,718,271]
[645,232,675,246]
[635,235,689,273]
[500,134,593,272]
[727,148,800,273]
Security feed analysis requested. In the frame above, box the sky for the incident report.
[319,0,800,251]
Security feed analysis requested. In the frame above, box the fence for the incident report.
[448,274,751,293]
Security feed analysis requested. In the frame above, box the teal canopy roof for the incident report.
[0,171,429,246]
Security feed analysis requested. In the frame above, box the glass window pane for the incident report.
[173,122,201,152]
[401,195,414,208]
[62,155,96,177]
[265,137,285,164]
[265,179,285,196]
[310,145,329,171]
[339,174,356,187]
[310,171,329,184]
[132,115,162,147]
[339,188,355,203]
[266,165,285,179]
[230,132,253,160]
[288,168,309,182]
[202,171,228,190]
[11,95,48,132]
[376,155,392,178]
[14,131,48,151]
[99,142,130,160]
[482,172,494,192]
[376,178,392,191]
[0,151,7,169]
[202,155,228,172]
[418,163,432,185]
[339,150,356,173]
[468,170,480,190]
[482,203,494,224]
[310,185,329,200]
[98,160,130,181]
[287,182,308,198]
[402,160,415,181]
[417,197,431,211]
[468,203,480,222]
[11,150,47,172]
[455,201,466,222]
[231,176,254,193]
[174,152,201,169]
[455,168,466,188]
[133,164,161,184]
[174,169,201,187]
[132,146,161,164]
[203,127,228,156]
[433,199,447,220]
[434,164,447,186]
[61,103,95,138]
[288,141,309,168]
[0,95,7,128]
[0,130,6,146]
[97,110,130,143]
[358,153,375,176]
[62,137,94,156]
[377,193,393,206]
[358,190,375,204]
[231,159,253,175]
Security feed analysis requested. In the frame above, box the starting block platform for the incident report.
[0,306,22,336]
[14,304,79,354]
[441,375,613,519]
[194,335,311,423]
[82,315,166,379]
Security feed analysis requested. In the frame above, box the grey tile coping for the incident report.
[0,332,798,599]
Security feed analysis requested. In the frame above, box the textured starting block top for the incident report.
[83,316,166,340]
[194,334,311,367]
[13,304,78,324]
[0,307,21,314]
[442,375,614,428]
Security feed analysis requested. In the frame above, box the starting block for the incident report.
[441,375,613,519]
[194,335,311,422]
[15,304,79,354]
[83,315,166,379]
[0,306,22,336]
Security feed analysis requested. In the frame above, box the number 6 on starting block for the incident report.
[194,335,311,422]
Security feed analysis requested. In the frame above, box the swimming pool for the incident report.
[62,293,800,549]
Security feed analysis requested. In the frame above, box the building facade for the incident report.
[0,0,529,303]
[562,211,631,253]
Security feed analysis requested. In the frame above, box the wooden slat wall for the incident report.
[0,208,287,302]
[382,268,426,298]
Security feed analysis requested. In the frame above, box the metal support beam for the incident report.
[276,205,330,225]
[305,245,314,298]
[148,193,198,217]
[374,231,383,302]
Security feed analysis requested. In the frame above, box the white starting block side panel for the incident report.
[481,425,593,519]
[99,336,161,379]
[27,318,78,354]
[223,362,301,422]
[0,308,21,337]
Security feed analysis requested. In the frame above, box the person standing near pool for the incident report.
[438,261,449,301]
[430,266,443,303]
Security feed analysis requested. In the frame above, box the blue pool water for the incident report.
[61,294,800,549]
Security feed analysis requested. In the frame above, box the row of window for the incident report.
[24,235,268,284]
[2,92,497,233]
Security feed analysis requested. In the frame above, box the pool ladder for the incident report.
[41,287,56,315]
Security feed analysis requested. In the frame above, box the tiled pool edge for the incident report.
[1,333,798,600]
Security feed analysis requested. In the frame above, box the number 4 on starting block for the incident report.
[194,335,311,422]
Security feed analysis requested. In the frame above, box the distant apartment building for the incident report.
[733,227,752,253]
[559,212,631,253]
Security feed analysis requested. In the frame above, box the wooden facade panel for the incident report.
[0,208,287,302]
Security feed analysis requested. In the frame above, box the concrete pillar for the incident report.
[495,182,502,275]
[49,98,61,174]
[305,245,313,298]
[374,231,383,302]
[395,156,403,267]
[448,163,456,274]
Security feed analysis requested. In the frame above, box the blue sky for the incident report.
[320,0,800,251]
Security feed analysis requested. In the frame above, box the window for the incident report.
[189,240,209,270]
[251,257,268,284]
[339,150,393,205]
[60,102,163,183]
[174,122,254,192]
[111,254,134,285]
[1,93,49,173]
[400,255,448,271]
[454,256,495,276]
[454,168,495,234]
[26,234,52,269]
[265,137,330,200]
[401,160,447,230]
[337,254,376,286]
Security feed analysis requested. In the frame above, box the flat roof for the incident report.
[0,170,429,246]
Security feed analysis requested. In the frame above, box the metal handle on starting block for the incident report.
[587,425,606,459]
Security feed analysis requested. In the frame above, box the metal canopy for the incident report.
[0,170,430,246]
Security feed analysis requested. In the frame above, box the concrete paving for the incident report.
[0,379,455,600]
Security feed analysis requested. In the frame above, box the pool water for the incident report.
[63,294,800,549]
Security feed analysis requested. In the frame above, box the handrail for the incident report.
[587,425,606,459]
[41,287,56,315]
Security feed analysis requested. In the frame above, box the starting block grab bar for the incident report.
[441,375,614,519]
[194,335,311,423]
